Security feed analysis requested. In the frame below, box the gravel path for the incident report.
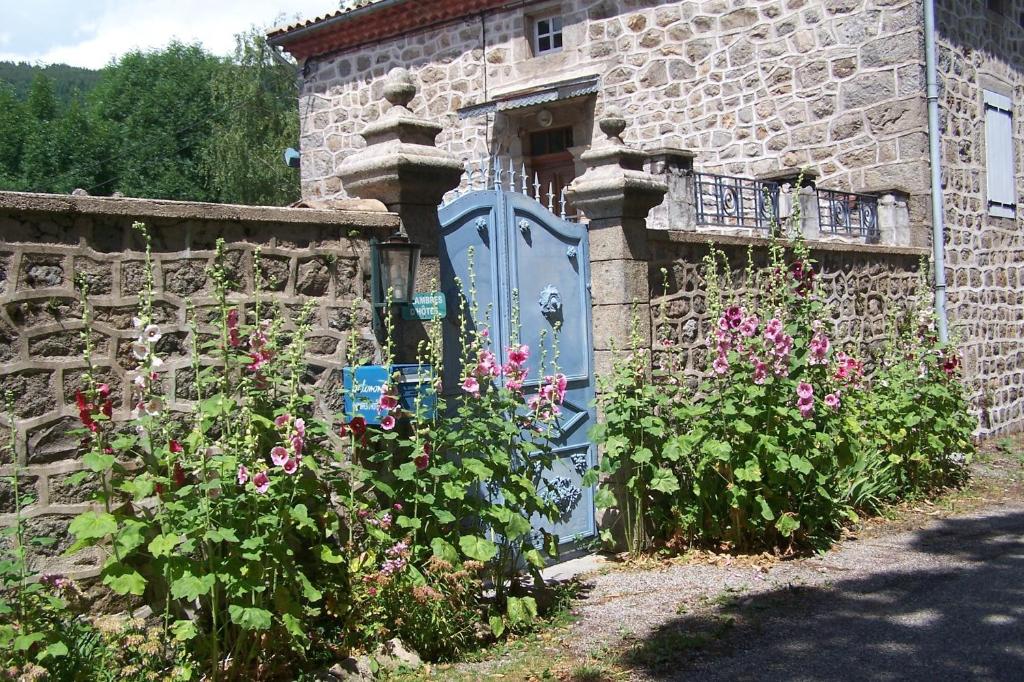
[561,455,1024,681]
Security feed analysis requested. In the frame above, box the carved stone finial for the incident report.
[599,108,627,143]
[382,67,416,109]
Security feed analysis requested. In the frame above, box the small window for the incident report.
[533,14,563,55]
[984,89,1016,219]
[529,127,574,156]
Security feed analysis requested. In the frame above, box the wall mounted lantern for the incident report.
[370,231,422,334]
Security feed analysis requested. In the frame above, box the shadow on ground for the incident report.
[621,510,1024,681]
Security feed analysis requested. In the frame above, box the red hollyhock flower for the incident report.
[349,416,367,438]
[173,463,186,487]
[169,440,184,454]
[101,400,113,419]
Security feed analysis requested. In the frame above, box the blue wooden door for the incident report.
[438,186,597,552]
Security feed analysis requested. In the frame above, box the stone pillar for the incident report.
[337,68,463,257]
[337,68,463,360]
[643,147,695,231]
[566,112,667,381]
[877,191,911,245]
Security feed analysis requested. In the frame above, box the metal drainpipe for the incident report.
[924,0,949,343]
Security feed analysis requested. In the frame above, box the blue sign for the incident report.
[342,364,436,425]
[401,291,447,321]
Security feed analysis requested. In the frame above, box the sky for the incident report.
[0,0,341,69]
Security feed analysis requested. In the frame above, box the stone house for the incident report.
[269,0,1024,434]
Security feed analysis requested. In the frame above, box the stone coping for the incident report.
[646,228,930,258]
[0,191,400,230]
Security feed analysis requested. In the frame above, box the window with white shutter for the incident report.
[984,89,1016,219]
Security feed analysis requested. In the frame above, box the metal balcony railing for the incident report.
[693,172,780,231]
[817,189,880,240]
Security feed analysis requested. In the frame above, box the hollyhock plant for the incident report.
[271,446,289,466]
[253,470,270,493]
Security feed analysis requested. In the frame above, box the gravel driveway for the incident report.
[562,455,1024,681]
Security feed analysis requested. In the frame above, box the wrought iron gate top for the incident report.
[442,156,579,222]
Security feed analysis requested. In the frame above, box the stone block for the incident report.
[21,255,66,290]
[259,256,291,292]
[0,475,39,514]
[839,71,895,110]
[592,303,651,352]
[48,471,102,506]
[588,223,650,262]
[29,329,107,358]
[26,416,80,464]
[2,371,55,419]
[163,259,210,297]
[590,259,650,306]
[73,257,113,295]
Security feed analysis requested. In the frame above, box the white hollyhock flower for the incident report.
[131,341,149,360]
[144,397,163,416]
[143,324,162,343]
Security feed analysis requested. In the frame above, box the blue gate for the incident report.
[438,165,596,552]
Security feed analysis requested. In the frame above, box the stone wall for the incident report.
[935,0,1024,435]
[648,230,929,384]
[0,192,398,575]
[295,0,931,244]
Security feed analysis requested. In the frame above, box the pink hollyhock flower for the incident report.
[271,446,289,466]
[824,392,841,411]
[774,333,794,358]
[717,315,730,332]
[713,354,730,375]
[476,349,500,377]
[798,399,815,419]
[274,413,290,428]
[227,308,239,328]
[480,328,489,338]
[555,373,568,400]
[506,376,524,392]
[527,395,542,411]
[461,376,480,396]
[753,360,768,385]
[797,382,814,400]
[291,435,304,456]
[378,394,399,411]
[381,415,396,431]
[283,457,298,475]
[169,439,183,454]
[393,503,403,511]
[943,354,960,375]
[725,306,744,329]
[98,383,111,399]
[507,344,530,366]
[764,318,783,341]
[294,418,306,438]
[253,471,270,493]
[739,315,759,338]
[237,465,249,485]
[808,331,831,365]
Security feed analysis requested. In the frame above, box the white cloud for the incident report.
[0,0,338,69]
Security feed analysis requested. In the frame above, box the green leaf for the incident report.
[649,468,680,494]
[82,451,116,473]
[170,619,198,642]
[14,632,45,651]
[204,527,239,543]
[776,514,800,538]
[790,455,813,475]
[228,605,273,631]
[433,509,456,524]
[524,548,545,569]
[148,533,181,558]
[734,419,753,434]
[430,538,460,564]
[489,615,506,638]
[756,495,775,521]
[297,571,322,602]
[504,514,532,540]
[41,641,69,660]
[594,487,617,510]
[320,545,345,564]
[632,448,653,465]
[506,596,538,626]
[170,573,215,601]
[103,565,147,596]
[459,535,498,562]
[113,520,147,555]
[282,613,305,640]
[69,511,117,540]
[290,504,316,532]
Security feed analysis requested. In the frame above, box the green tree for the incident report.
[91,42,223,201]
[0,83,27,186]
[201,28,300,206]
[25,74,58,122]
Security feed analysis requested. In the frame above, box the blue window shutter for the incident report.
[984,90,1016,218]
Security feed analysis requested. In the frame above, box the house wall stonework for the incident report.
[936,0,1024,434]
[0,192,397,575]
[296,0,932,245]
